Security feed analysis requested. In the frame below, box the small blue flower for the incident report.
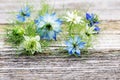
[86,13,100,33]
[86,13,99,27]
[65,36,85,56]
[17,6,31,22]
[35,13,62,40]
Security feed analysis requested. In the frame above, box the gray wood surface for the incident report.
[0,0,120,24]
[0,1,120,80]
[0,51,120,80]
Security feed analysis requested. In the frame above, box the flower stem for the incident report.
[69,22,73,36]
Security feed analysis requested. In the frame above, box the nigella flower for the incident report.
[86,13,99,27]
[35,13,62,40]
[17,6,31,22]
[65,36,85,56]
[21,36,41,54]
[85,25,96,36]
[64,10,83,24]
[86,13,100,32]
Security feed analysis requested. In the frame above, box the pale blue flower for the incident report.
[17,6,31,22]
[35,13,62,40]
[65,36,85,56]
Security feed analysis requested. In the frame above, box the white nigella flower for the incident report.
[80,25,96,39]
[64,10,83,24]
[85,25,96,36]
[21,35,41,54]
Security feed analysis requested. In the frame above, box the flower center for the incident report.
[85,32,90,36]
[21,12,27,16]
[46,24,52,30]
[73,43,77,48]
[30,41,36,49]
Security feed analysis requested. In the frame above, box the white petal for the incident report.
[24,36,30,41]
[35,35,40,41]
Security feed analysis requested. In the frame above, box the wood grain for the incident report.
[0,1,120,80]
[0,0,120,24]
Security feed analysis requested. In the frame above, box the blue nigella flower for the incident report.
[86,13,99,27]
[65,36,85,56]
[86,13,100,32]
[35,13,62,40]
[17,6,31,22]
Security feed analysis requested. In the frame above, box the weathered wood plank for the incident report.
[0,51,120,80]
[0,0,120,24]
[0,1,120,80]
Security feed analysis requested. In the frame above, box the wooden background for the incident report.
[0,0,120,80]
[0,0,120,24]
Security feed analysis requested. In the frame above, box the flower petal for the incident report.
[94,26,100,32]
[67,47,73,55]
[74,36,80,43]
[75,49,81,56]
[48,31,55,40]
[24,36,30,41]
[78,42,85,49]
[65,41,73,47]
[35,36,40,41]
[86,13,91,20]
[17,15,25,22]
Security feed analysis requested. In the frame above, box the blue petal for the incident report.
[72,48,76,54]
[19,9,23,13]
[74,36,80,43]
[22,7,31,17]
[34,19,38,24]
[75,49,81,56]
[17,15,25,22]
[86,13,92,20]
[67,47,73,55]
[36,20,45,28]
[56,19,62,25]
[39,29,57,40]
[53,32,57,40]
[48,31,56,40]
[51,12,56,16]
[94,26,100,31]
[91,14,94,19]
[24,6,29,11]
[94,22,99,24]
[26,12,30,17]
[69,38,73,44]
[38,29,49,40]
[39,16,43,20]
[44,13,50,18]
[78,42,85,49]
[65,41,73,47]
[44,32,50,40]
